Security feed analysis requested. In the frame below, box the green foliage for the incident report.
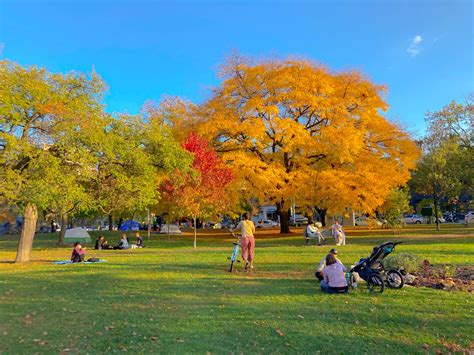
[383,252,422,273]
[380,188,411,230]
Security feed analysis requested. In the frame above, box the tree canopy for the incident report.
[197,56,420,232]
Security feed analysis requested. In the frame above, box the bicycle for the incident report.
[228,232,241,272]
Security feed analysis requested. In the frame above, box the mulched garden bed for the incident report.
[410,260,474,292]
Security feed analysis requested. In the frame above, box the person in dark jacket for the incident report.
[71,242,86,263]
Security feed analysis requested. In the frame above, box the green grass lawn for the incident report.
[0,225,473,353]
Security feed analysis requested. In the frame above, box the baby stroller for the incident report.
[349,241,404,293]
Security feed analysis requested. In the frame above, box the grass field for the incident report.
[0,225,473,353]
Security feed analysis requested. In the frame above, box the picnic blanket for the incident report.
[53,260,107,265]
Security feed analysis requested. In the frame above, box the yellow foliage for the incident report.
[196,56,420,214]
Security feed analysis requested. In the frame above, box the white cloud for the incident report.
[406,35,423,57]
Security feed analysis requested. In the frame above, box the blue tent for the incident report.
[119,220,141,231]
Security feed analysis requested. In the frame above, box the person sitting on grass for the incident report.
[113,234,130,250]
[315,248,344,281]
[131,232,144,249]
[320,253,348,294]
[95,236,105,250]
[71,242,86,263]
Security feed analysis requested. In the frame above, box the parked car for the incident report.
[355,217,383,227]
[256,220,279,228]
[289,215,308,226]
[464,211,474,223]
[403,214,423,224]
[220,220,236,229]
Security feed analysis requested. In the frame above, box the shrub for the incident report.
[382,253,422,273]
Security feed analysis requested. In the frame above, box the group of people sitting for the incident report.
[305,220,346,246]
[314,248,349,294]
[94,233,144,250]
[70,233,145,263]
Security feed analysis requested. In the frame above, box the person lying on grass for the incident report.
[71,242,86,263]
[315,248,344,281]
[113,234,130,250]
[320,253,348,294]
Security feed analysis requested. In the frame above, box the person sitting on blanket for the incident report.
[114,234,130,250]
[320,253,348,294]
[315,248,344,281]
[71,242,86,263]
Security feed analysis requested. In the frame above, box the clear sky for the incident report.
[1,0,472,137]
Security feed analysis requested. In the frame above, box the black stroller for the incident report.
[349,241,404,293]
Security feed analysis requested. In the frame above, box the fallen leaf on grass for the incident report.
[150,336,157,341]
[422,344,430,350]
[297,315,304,319]
[275,329,284,336]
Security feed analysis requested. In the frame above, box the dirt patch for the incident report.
[411,260,474,292]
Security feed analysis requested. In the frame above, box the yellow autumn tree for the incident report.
[197,55,420,232]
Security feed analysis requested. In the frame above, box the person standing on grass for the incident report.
[230,213,256,270]
[320,253,348,293]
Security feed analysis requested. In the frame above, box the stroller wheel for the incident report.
[367,274,385,294]
[386,270,404,289]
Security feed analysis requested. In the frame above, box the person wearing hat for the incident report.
[314,248,344,281]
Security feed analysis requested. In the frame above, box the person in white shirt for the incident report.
[230,213,256,270]
[306,222,325,246]
[330,220,346,246]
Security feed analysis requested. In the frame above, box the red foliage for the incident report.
[182,132,234,190]
[159,132,234,216]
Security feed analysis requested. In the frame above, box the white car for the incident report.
[403,214,423,224]
[256,220,279,228]
[464,212,474,223]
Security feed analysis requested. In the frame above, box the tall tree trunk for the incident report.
[276,202,291,234]
[58,212,68,246]
[193,217,197,248]
[108,214,113,231]
[316,208,327,227]
[434,194,440,231]
[15,204,38,263]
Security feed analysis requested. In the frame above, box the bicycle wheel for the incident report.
[367,274,385,293]
[386,270,404,289]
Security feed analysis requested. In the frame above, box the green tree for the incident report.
[410,139,462,231]
[0,60,106,262]
[380,188,411,234]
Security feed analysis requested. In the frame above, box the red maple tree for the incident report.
[160,132,234,247]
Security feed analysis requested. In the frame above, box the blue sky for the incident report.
[1,0,472,137]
